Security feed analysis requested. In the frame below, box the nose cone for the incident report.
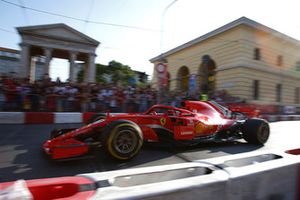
[43,140,52,154]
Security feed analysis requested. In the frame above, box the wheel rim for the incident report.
[258,125,269,142]
[113,128,137,154]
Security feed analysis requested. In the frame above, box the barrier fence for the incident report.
[1,148,299,199]
[80,148,300,200]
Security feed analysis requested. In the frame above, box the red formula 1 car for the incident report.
[43,100,270,161]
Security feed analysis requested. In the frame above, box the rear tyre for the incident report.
[241,119,270,144]
[101,120,143,160]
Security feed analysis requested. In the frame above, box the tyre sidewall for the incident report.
[242,119,270,144]
[102,120,143,160]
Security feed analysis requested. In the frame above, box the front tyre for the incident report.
[241,119,270,144]
[101,120,143,160]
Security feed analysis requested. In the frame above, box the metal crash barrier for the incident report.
[202,150,300,200]
[80,163,229,200]
[0,148,299,199]
[79,149,300,200]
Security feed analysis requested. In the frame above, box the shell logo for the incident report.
[195,122,215,134]
[195,122,206,134]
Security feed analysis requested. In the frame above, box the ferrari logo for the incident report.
[160,118,166,126]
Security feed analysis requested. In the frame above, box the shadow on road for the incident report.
[0,124,264,182]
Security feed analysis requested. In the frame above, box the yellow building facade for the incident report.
[150,17,300,109]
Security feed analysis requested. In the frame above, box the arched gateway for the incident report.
[17,23,100,83]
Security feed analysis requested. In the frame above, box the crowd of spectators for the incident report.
[0,75,166,113]
[0,74,245,113]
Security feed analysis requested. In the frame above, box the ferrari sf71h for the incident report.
[43,100,270,160]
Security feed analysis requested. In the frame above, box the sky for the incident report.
[1,0,300,81]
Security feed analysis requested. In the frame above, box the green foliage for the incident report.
[77,69,83,83]
[108,60,135,85]
[96,63,109,83]
[76,60,135,85]
[136,81,147,88]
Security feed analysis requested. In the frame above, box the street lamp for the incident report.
[157,0,178,103]
[160,0,178,54]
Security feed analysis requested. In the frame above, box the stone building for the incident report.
[150,17,300,109]
[0,47,46,80]
[17,23,100,83]
[0,46,82,82]
[0,47,20,76]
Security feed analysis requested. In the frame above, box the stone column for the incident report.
[84,53,96,83]
[43,47,52,76]
[19,43,31,78]
[69,51,77,83]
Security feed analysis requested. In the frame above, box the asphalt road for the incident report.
[0,121,299,182]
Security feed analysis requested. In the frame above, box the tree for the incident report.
[76,60,135,85]
[77,69,84,83]
[107,60,135,85]
[77,63,108,83]
[96,63,109,83]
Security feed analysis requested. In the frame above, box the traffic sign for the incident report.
[156,63,166,73]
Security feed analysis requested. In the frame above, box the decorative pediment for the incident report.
[17,24,100,46]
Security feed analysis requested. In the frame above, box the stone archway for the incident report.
[198,55,216,95]
[177,66,190,92]
[17,23,100,83]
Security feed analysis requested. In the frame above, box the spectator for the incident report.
[3,78,17,111]
[42,73,51,85]
[116,87,125,112]
[65,84,78,112]
[109,95,118,112]
[89,84,98,112]
[138,90,148,112]
[29,84,40,111]
[79,86,90,112]
[126,94,135,113]
[97,90,105,112]
[46,87,57,112]
[39,90,46,111]
[0,88,6,111]
[22,95,31,111]
[53,83,66,112]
